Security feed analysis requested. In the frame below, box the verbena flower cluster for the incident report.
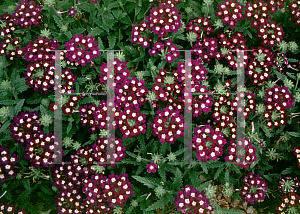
[0,145,19,183]
[241,172,268,205]
[0,203,26,214]
[10,111,58,168]
[12,0,43,29]
[63,34,101,67]
[174,185,214,213]
[192,124,227,162]
[150,105,184,144]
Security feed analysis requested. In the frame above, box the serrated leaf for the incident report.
[53,15,63,28]
[146,124,152,140]
[225,169,230,183]
[40,104,47,116]
[64,31,72,39]
[78,1,93,12]
[174,148,184,156]
[196,180,211,192]
[260,124,272,138]
[39,184,53,195]
[71,28,86,36]
[214,166,224,180]
[281,167,293,175]
[0,99,16,105]
[158,162,166,182]
[273,68,287,82]
[172,168,183,190]
[200,161,208,174]
[135,164,144,176]
[137,134,146,153]
[286,72,297,80]
[89,27,104,37]
[98,37,105,50]
[288,58,299,63]
[22,178,31,190]
[288,132,300,137]
[145,197,168,211]
[14,99,25,115]
[132,175,158,189]
[67,121,72,134]
[126,151,137,158]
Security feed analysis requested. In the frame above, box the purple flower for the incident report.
[146,161,158,173]
[68,8,77,16]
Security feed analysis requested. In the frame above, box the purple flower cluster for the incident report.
[0,145,19,183]
[278,176,300,194]
[232,92,255,119]
[0,203,26,214]
[78,102,112,133]
[115,76,148,111]
[290,0,300,26]
[192,124,227,162]
[99,58,131,85]
[225,138,257,169]
[192,36,219,64]
[186,15,214,38]
[146,161,158,173]
[149,38,180,63]
[63,34,101,66]
[293,146,300,169]
[241,172,268,205]
[0,36,22,61]
[150,105,185,144]
[217,32,249,70]
[246,46,275,84]
[146,3,182,38]
[265,85,294,109]
[151,68,184,110]
[275,193,300,213]
[216,0,244,29]
[115,106,147,139]
[9,111,58,168]
[174,185,214,214]
[131,20,152,48]
[12,0,43,29]
[53,159,133,213]
[0,13,17,37]
[246,1,272,28]
[257,21,284,47]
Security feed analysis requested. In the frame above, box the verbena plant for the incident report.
[0,0,300,213]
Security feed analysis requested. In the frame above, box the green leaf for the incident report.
[135,5,142,16]
[132,175,158,189]
[260,124,272,138]
[22,178,31,190]
[53,15,63,28]
[108,34,117,49]
[288,58,299,63]
[89,27,104,37]
[200,161,208,174]
[0,99,16,105]
[17,189,32,203]
[273,68,287,82]
[196,180,211,192]
[214,166,224,180]
[40,104,47,116]
[14,99,25,116]
[71,28,86,36]
[172,168,183,190]
[158,162,166,182]
[145,197,168,211]
[135,164,144,176]
[126,151,137,159]
[98,37,105,50]
[67,121,72,135]
[225,169,230,183]
[78,1,93,12]
[64,31,72,39]
[137,134,146,154]
[174,148,184,156]
[288,132,300,137]
[146,124,152,140]
[39,184,53,195]
[286,72,297,80]
[14,77,29,93]
[281,167,293,175]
